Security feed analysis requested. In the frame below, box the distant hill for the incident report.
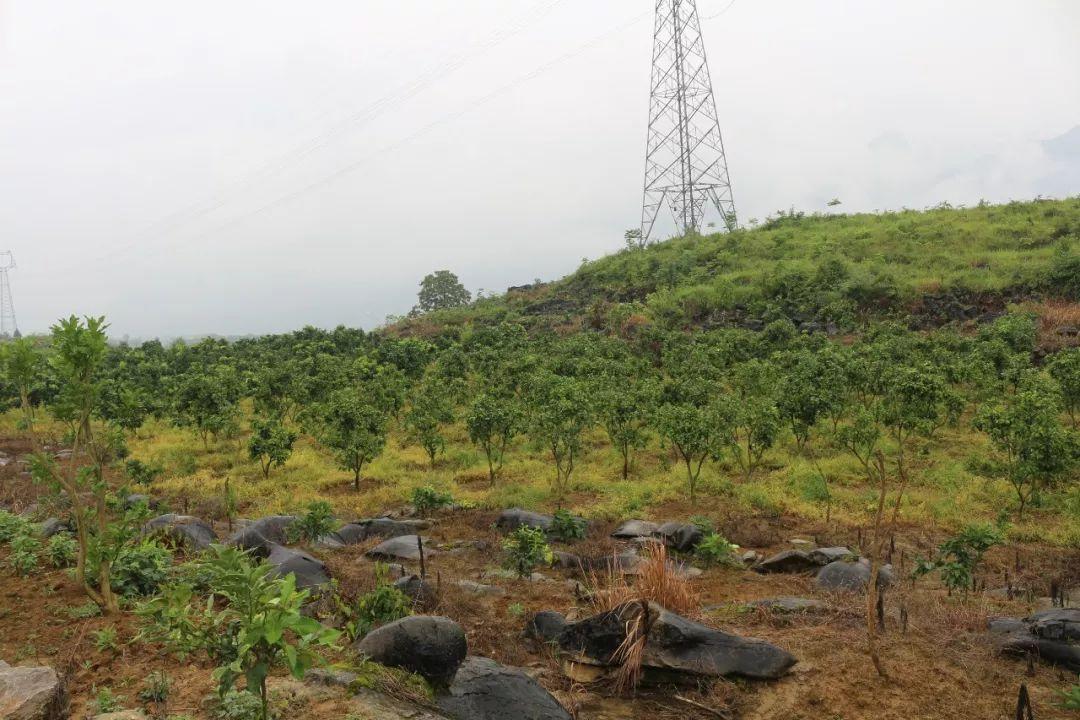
[1044,125,1080,160]
[392,197,1080,337]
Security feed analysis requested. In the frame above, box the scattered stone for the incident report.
[814,559,893,592]
[652,522,703,552]
[437,656,572,720]
[747,597,827,614]
[355,616,467,686]
[366,535,436,562]
[227,515,297,558]
[454,580,504,596]
[395,575,439,608]
[611,520,659,539]
[495,509,552,533]
[0,663,65,720]
[558,602,796,680]
[753,550,819,574]
[266,544,331,590]
[741,550,761,565]
[143,514,217,550]
[524,611,567,643]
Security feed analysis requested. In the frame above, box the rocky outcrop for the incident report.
[0,661,65,720]
[328,518,430,546]
[143,514,217,550]
[525,611,568,644]
[266,544,330,590]
[437,656,571,720]
[753,550,819,574]
[227,516,297,558]
[991,608,1080,672]
[365,535,436,562]
[557,602,796,680]
[495,509,553,533]
[355,616,467,686]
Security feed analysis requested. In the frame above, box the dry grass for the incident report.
[585,544,700,618]
[1020,299,1080,349]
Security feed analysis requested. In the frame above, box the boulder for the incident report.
[746,597,826,614]
[753,550,819,574]
[1029,608,1080,642]
[558,602,796,680]
[807,547,854,565]
[227,516,297,558]
[38,519,70,539]
[266,544,330,590]
[0,664,65,720]
[525,611,567,644]
[611,520,659,539]
[366,535,435,562]
[992,609,1080,672]
[652,522,703,552]
[394,575,439,609]
[332,518,430,545]
[814,559,893,592]
[437,656,571,720]
[495,509,552,533]
[355,616,467,686]
[143,514,217,550]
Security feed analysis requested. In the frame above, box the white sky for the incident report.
[1,0,1078,338]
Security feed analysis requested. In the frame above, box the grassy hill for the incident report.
[395,197,1080,337]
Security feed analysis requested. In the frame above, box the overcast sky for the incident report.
[1,0,1078,339]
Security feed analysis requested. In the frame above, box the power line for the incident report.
[701,0,737,21]
[77,0,567,270]
[87,8,652,266]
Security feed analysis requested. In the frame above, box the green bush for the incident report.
[288,501,337,544]
[0,510,33,544]
[344,564,412,640]
[411,485,454,516]
[125,459,164,486]
[549,510,585,542]
[213,689,264,720]
[110,540,173,597]
[695,534,741,567]
[502,526,552,578]
[1058,684,1080,710]
[45,533,77,568]
[8,534,40,576]
[138,671,171,704]
[89,687,124,715]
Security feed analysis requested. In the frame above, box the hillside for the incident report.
[395,197,1080,337]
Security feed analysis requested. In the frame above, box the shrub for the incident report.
[411,486,453,516]
[695,534,741,567]
[288,501,337,544]
[549,510,586,542]
[138,671,171,704]
[45,533,77,568]
[1058,684,1080,710]
[0,510,33,544]
[213,689,264,720]
[915,523,1005,594]
[9,534,40,576]
[90,686,124,715]
[93,626,119,653]
[344,565,412,640]
[125,459,164,486]
[502,526,552,578]
[110,540,173,597]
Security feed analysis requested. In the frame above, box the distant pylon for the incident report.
[640,0,736,245]
[0,252,19,338]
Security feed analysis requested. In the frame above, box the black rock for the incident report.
[815,559,893,592]
[394,575,439,609]
[524,611,568,643]
[558,601,796,680]
[1028,608,1080,642]
[753,550,819,574]
[266,544,330,590]
[437,656,571,720]
[611,520,659,539]
[355,615,467,686]
[39,518,71,539]
[495,509,552,533]
[998,630,1080,672]
[365,535,435,562]
[332,518,430,545]
[653,522,703,552]
[143,514,217,550]
[807,547,854,565]
[227,516,297,558]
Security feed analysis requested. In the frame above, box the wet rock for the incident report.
[0,663,65,720]
[355,616,467,686]
[753,550,819,574]
[394,575,439,609]
[365,535,436,562]
[652,522,703,552]
[495,509,552,533]
[266,544,330,590]
[525,611,567,644]
[814,559,892,592]
[437,656,571,720]
[747,597,826,614]
[143,514,217,550]
[558,602,796,680]
[227,516,297,558]
[611,520,659,539]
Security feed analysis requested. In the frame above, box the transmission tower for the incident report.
[0,252,19,338]
[640,0,736,245]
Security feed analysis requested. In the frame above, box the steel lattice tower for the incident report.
[0,252,18,338]
[640,0,736,245]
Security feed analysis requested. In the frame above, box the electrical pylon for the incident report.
[640,0,736,245]
[0,252,19,338]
